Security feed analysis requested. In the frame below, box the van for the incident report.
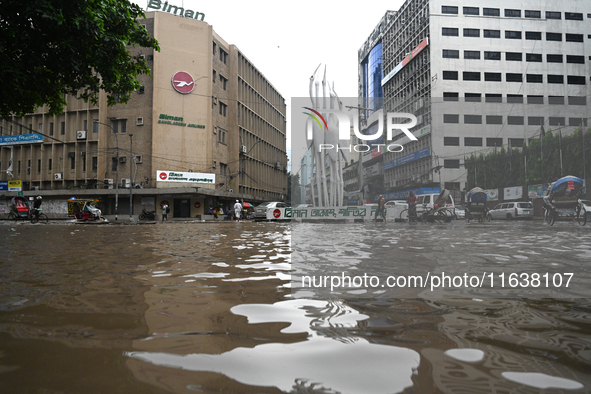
[415,192,455,214]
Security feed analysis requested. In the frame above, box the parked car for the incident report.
[487,201,534,221]
[454,205,466,219]
[252,201,290,220]
[580,200,591,221]
[385,200,408,209]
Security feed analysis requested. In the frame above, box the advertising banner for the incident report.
[157,170,215,184]
[382,37,429,86]
[8,180,22,191]
[0,134,43,146]
[0,181,7,191]
[384,147,431,170]
[528,184,551,198]
[503,186,523,200]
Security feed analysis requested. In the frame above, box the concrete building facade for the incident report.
[0,11,287,218]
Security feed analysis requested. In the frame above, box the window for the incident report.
[49,122,54,136]
[443,92,459,101]
[485,94,502,103]
[70,156,75,170]
[213,42,216,55]
[212,69,216,82]
[37,159,41,173]
[219,49,228,64]
[546,32,562,41]
[527,95,543,104]
[463,71,481,81]
[218,129,226,143]
[220,75,228,90]
[445,182,461,190]
[444,114,459,123]
[465,93,481,102]
[83,120,87,131]
[464,115,482,124]
[92,157,98,172]
[484,51,501,60]
[82,154,86,172]
[525,10,541,18]
[565,34,584,42]
[464,50,480,59]
[442,6,458,14]
[506,73,523,82]
[505,30,522,39]
[464,137,483,146]
[484,72,501,82]
[483,29,500,38]
[444,137,460,146]
[549,96,565,105]
[464,28,480,37]
[508,116,524,125]
[526,74,543,83]
[567,76,586,85]
[549,117,565,126]
[444,159,460,169]
[39,123,43,132]
[219,102,227,116]
[487,138,503,147]
[507,94,523,103]
[567,55,585,64]
[442,49,459,58]
[442,27,459,36]
[568,96,586,105]
[442,71,458,80]
[509,138,524,147]
[483,8,500,16]
[546,11,561,19]
[505,9,521,17]
[112,157,118,171]
[547,75,564,84]
[60,122,65,135]
[48,159,52,171]
[526,53,542,62]
[565,12,583,21]
[525,31,542,40]
[138,85,145,94]
[486,115,503,124]
[111,119,126,133]
[506,52,522,61]
[569,118,585,127]
[463,7,479,15]
[528,116,544,125]
[547,54,563,63]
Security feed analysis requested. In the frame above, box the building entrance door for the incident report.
[173,199,191,218]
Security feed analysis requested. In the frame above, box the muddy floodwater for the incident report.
[0,220,590,393]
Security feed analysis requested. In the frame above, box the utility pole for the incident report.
[94,120,119,220]
[129,134,133,222]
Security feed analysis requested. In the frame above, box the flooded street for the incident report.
[0,220,590,393]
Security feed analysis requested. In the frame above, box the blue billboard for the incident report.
[384,147,431,170]
[0,134,43,146]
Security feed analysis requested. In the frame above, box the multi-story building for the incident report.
[361,0,590,200]
[0,11,287,217]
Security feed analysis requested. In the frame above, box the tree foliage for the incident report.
[465,127,591,189]
[0,0,160,116]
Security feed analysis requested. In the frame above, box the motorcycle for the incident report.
[139,209,156,220]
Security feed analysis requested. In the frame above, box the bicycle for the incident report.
[8,208,48,223]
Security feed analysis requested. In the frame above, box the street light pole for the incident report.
[94,120,119,221]
[129,134,133,222]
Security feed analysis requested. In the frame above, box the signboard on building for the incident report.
[384,147,431,170]
[364,163,383,177]
[504,186,523,200]
[8,180,22,191]
[382,37,429,86]
[391,125,431,147]
[0,134,43,146]
[147,0,205,21]
[157,170,215,184]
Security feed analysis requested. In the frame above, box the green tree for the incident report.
[0,0,160,117]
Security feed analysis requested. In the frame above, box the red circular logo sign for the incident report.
[273,209,281,219]
[172,71,195,94]
[160,200,169,209]
[159,172,168,180]
[194,201,201,209]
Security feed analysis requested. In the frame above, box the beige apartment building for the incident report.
[0,11,287,218]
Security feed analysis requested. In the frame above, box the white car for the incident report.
[454,205,466,219]
[252,201,290,220]
[580,200,591,221]
[487,201,534,221]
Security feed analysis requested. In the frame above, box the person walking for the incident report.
[162,203,169,222]
[234,200,243,221]
[374,194,386,223]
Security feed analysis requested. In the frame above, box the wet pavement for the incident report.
[0,219,589,393]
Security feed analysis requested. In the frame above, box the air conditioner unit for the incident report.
[275,162,281,169]
[135,155,142,163]
[240,145,247,154]
[213,160,217,168]
[228,189,233,193]
[121,178,131,188]
[136,117,144,126]
[54,173,63,180]
[119,157,126,163]
[33,186,39,191]
[104,179,113,185]
[76,130,86,140]
[103,185,113,190]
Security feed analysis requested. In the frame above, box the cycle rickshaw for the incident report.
[401,189,455,223]
[7,196,48,223]
[466,187,488,223]
[543,176,586,226]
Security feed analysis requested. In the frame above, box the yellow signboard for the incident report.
[8,180,22,191]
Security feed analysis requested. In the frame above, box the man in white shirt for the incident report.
[233,200,242,221]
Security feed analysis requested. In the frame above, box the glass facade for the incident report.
[363,42,383,112]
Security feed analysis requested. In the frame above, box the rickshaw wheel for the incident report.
[38,213,49,223]
[577,207,586,226]
[8,213,18,221]
[546,209,556,226]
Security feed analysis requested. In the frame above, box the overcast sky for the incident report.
[133,0,405,169]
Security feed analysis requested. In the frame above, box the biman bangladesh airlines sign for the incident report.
[147,0,205,21]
